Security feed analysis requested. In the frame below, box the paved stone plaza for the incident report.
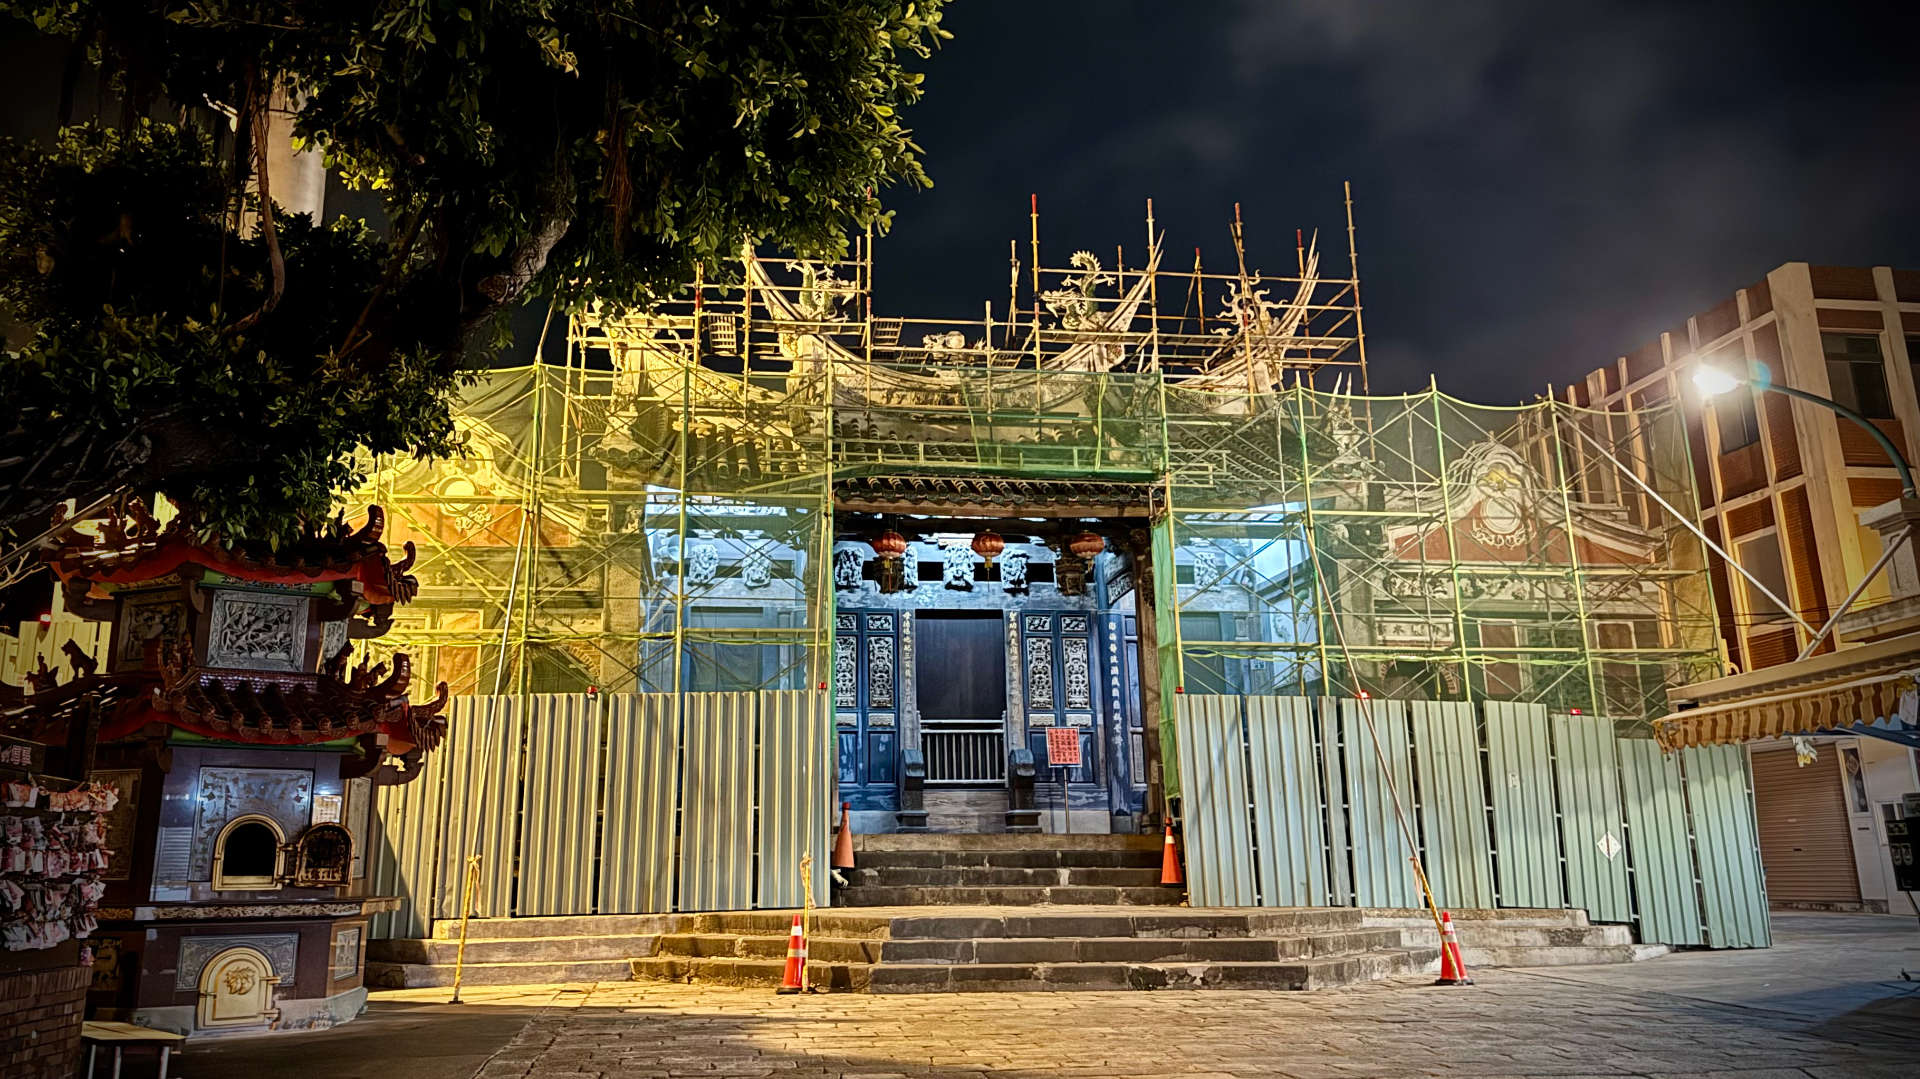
[183,914,1920,1079]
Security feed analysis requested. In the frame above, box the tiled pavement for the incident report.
[179,913,1920,1079]
[451,969,1917,1079]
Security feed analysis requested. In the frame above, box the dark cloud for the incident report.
[875,1,1920,397]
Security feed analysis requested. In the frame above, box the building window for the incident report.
[1822,333,1893,420]
[1714,392,1760,451]
[1734,532,1792,623]
[1907,335,1920,407]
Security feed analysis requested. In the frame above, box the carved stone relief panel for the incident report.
[1025,635,1055,711]
[940,543,975,590]
[684,541,719,585]
[833,636,858,709]
[320,619,350,664]
[117,591,188,669]
[1062,635,1092,711]
[866,635,896,709]
[90,769,142,881]
[205,590,309,672]
[1001,549,1030,592]
[190,767,314,881]
[175,933,299,990]
[833,548,866,590]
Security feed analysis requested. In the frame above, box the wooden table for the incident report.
[81,1021,186,1079]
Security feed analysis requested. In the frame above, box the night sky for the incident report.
[6,5,1916,401]
[872,1,1920,398]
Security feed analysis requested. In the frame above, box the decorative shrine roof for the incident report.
[5,502,444,775]
[47,501,419,611]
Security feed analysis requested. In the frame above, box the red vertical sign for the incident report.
[1045,726,1082,767]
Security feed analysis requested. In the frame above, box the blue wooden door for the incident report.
[834,610,900,811]
[1019,611,1101,785]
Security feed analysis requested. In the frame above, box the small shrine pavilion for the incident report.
[0,501,446,1038]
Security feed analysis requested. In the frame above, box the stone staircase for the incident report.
[367,914,679,988]
[366,836,1665,993]
[833,833,1182,908]
[630,906,1439,992]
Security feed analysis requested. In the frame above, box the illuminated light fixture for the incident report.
[970,530,1005,567]
[872,529,909,594]
[1357,689,1371,699]
[36,612,52,627]
[1570,707,1583,715]
[1691,365,1744,398]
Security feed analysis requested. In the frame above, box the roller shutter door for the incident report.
[1751,748,1859,904]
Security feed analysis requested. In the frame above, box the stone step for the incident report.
[880,908,1364,940]
[845,866,1164,888]
[874,928,1408,965]
[428,913,679,941]
[631,955,872,992]
[835,884,1186,907]
[1459,943,1671,968]
[371,934,662,965]
[654,933,886,965]
[1393,924,1636,950]
[855,849,1162,870]
[1363,907,1593,928]
[853,834,1160,852]
[366,957,637,989]
[866,948,1441,993]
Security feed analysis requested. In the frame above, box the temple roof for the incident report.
[1,639,447,762]
[48,502,418,611]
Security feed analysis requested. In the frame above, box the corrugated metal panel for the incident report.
[432,695,521,921]
[516,694,603,916]
[757,690,833,908]
[1618,738,1703,946]
[1684,746,1772,948]
[1245,695,1328,906]
[1409,700,1494,909]
[367,751,444,940]
[1484,701,1564,908]
[678,692,757,911]
[1342,698,1418,908]
[599,693,680,914]
[1317,698,1353,906]
[1174,694,1256,907]
[1551,713,1632,924]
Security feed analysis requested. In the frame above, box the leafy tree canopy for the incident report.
[0,0,947,549]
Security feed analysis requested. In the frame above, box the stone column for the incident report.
[1127,529,1165,828]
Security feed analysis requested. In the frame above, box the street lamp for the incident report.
[1692,360,1916,498]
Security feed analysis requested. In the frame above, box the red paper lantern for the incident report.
[871,530,908,559]
[1068,531,1105,560]
[970,530,1005,565]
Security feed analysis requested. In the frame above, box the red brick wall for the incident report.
[0,965,88,1079]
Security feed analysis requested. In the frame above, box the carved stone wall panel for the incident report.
[175,934,299,990]
[90,769,142,881]
[320,619,350,663]
[833,636,858,708]
[117,592,188,669]
[1062,635,1092,711]
[190,767,315,880]
[205,590,310,672]
[1025,636,1055,711]
[866,636,896,709]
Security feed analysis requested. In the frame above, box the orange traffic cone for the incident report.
[832,801,855,870]
[776,912,808,994]
[1434,910,1472,986]
[1160,823,1183,886]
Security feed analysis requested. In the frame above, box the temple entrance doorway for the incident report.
[831,501,1153,835]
